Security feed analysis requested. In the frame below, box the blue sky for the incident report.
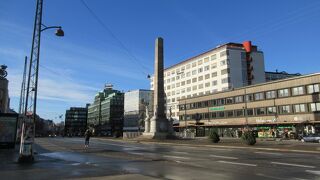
[1,0,320,122]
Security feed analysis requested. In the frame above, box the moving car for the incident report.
[301,134,320,143]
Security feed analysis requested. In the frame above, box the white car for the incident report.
[301,134,320,143]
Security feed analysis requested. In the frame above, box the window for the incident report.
[212,72,217,77]
[198,76,203,81]
[226,111,234,117]
[167,72,170,76]
[266,90,276,99]
[192,78,197,83]
[256,107,266,115]
[212,80,217,86]
[211,54,217,60]
[192,62,197,67]
[226,97,234,104]
[171,84,175,88]
[187,87,191,92]
[186,72,191,77]
[221,68,230,75]
[167,86,171,90]
[217,99,225,105]
[235,109,244,117]
[217,111,225,118]
[176,76,180,80]
[172,91,175,95]
[247,109,254,116]
[167,79,170,83]
[220,60,227,66]
[245,94,254,102]
[294,104,306,113]
[198,84,203,89]
[176,83,180,87]
[310,103,320,112]
[205,82,210,87]
[198,68,203,73]
[186,64,191,69]
[220,50,228,57]
[278,89,289,97]
[279,105,291,114]
[181,81,185,86]
[204,57,210,63]
[235,96,243,103]
[181,89,185,94]
[292,86,304,96]
[172,98,175,102]
[307,84,320,94]
[192,70,197,75]
[204,65,210,71]
[187,79,191,84]
[192,85,197,90]
[198,59,203,65]
[205,74,210,79]
[241,52,246,59]
[267,107,277,114]
[254,92,264,100]
[221,77,230,84]
[211,63,217,69]
[171,77,175,82]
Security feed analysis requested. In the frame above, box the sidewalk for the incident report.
[94,136,320,154]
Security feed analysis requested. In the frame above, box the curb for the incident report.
[93,137,320,154]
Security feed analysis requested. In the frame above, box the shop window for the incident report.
[266,90,276,99]
[292,86,304,96]
[267,107,277,115]
[255,107,266,115]
[279,105,291,114]
[278,88,289,97]
[310,103,320,112]
[294,104,306,113]
[307,84,320,94]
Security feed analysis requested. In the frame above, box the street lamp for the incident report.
[19,0,64,163]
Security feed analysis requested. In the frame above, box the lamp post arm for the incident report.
[41,25,62,32]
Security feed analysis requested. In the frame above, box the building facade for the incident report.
[265,71,301,82]
[123,89,153,132]
[64,106,88,136]
[87,84,124,136]
[178,73,320,138]
[0,65,9,113]
[150,41,265,121]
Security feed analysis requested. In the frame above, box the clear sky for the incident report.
[1,0,320,122]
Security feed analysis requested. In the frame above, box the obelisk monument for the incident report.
[144,37,170,139]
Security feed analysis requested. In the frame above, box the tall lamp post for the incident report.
[19,0,64,163]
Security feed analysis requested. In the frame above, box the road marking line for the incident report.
[306,170,320,175]
[255,151,282,155]
[271,162,315,168]
[210,155,238,160]
[217,160,257,167]
[173,151,189,154]
[163,155,190,160]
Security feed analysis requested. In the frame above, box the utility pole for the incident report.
[19,0,64,163]
[19,56,28,114]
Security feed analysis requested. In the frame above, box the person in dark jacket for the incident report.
[84,129,92,148]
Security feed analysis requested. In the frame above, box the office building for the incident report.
[178,73,320,137]
[64,106,88,136]
[123,89,153,132]
[265,70,301,82]
[150,41,265,121]
[87,84,124,136]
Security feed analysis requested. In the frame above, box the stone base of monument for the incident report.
[142,132,171,139]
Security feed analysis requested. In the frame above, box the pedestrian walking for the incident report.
[84,129,92,148]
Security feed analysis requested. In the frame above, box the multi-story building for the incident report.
[123,89,153,132]
[265,70,301,82]
[150,41,265,121]
[87,84,124,136]
[178,73,320,138]
[64,106,88,136]
[0,65,9,113]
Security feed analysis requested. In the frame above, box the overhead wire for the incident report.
[80,0,151,77]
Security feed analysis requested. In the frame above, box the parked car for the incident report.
[301,134,320,143]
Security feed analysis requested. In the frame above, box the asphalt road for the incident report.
[1,137,320,180]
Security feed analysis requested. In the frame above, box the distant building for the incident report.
[87,84,124,136]
[265,71,301,82]
[150,41,266,121]
[123,89,153,132]
[64,106,88,136]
